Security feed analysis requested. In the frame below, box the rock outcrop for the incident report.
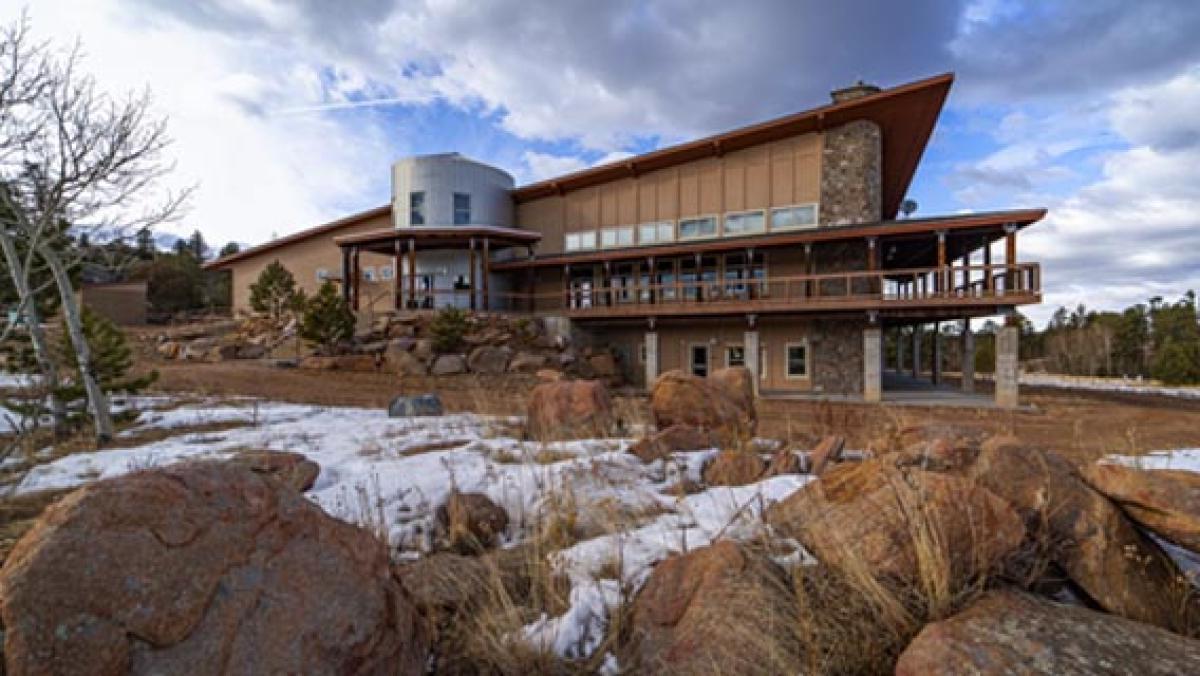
[649,369,756,446]
[702,451,767,487]
[1083,462,1200,551]
[0,461,428,675]
[227,450,320,492]
[628,425,718,464]
[525,379,614,441]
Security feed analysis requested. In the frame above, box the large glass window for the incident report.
[638,221,675,245]
[453,193,471,225]
[771,204,818,230]
[678,216,717,240]
[601,226,635,248]
[786,342,809,379]
[409,191,426,225]
[724,210,766,236]
[723,252,767,299]
[565,230,598,251]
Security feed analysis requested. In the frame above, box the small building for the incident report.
[206,73,1043,407]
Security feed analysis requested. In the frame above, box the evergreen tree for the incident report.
[299,281,355,354]
[429,306,469,352]
[187,229,208,261]
[218,241,240,258]
[135,227,155,259]
[249,260,300,318]
[54,308,158,423]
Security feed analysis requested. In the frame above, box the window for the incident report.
[786,342,809,379]
[771,204,818,231]
[565,230,598,251]
[379,265,394,280]
[453,192,471,225]
[690,344,709,378]
[724,210,765,236]
[409,191,426,225]
[362,266,377,282]
[638,221,675,245]
[678,216,717,240]
[726,345,745,368]
[316,268,329,281]
[601,226,634,248]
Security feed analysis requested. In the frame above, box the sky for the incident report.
[13,0,1200,324]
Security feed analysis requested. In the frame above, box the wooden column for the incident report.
[1005,224,1018,293]
[603,261,613,306]
[866,236,878,297]
[482,237,491,310]
[407,238,416,309]
[468,238,477,310]
[350,247,360,311]
[563,264,571,310]
[392,239,402,310]
[804,243,814,298]
[647,256,656,304]
[341,246,352,303]
[983,237,993,295]
[936,230,947,295]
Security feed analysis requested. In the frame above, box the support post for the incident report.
[468,238,477,310]
[407,238,416,309]
[341,246,352,303]
[983,236,993,294]
[393,239,402,310]
[482,237,491,310]
[936,230,947,295]
[995,318,1020,408]
[644,320,659,390]
[744,313,760,396]
[351,247,360,311]
[864,320,882,403]
[932,321,942,385]
[961,318,976,393]
[896,327,906,372]
[911,324,922,379]
[1005,224,1018,293]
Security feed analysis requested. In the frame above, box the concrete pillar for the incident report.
[744,330,760,395]
[931,322,942,385]
[864,326,882,403]
[644,330,659,390]
[995,324,1020,408]
[960,319,975,393]
[911,325,921,379]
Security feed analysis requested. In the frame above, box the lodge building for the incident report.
[206,73,1043,407]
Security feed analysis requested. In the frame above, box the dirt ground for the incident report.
[142,358,1200,467]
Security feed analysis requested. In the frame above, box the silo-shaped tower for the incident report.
[391,153,515,229]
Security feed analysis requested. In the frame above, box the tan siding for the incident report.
[745,146,769,209]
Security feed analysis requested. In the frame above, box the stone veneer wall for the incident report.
[808,317,866,395]
[820,120,882,226]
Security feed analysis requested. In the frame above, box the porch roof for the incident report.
[333,225,541,253]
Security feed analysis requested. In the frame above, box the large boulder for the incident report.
[628,424,718,464]
[708,367,755,417]
[227,450,320,492]
[896,589,1200,676]
[767,460,1024,588]
[387,348,428,377]
[968,436,1197,632]
[1083,462,1200,551]
[435,491,509,552]
[650,369,756,446]
[0,462,428,675]
[702,451,766,487]
[526,379,614,441]
[430,354,467,376]
[624,541,799,675]
[388,394,444,418]
[808,435,846,475]
[508,351,548,373]
[466,345,512,375]
[587,352,618,378]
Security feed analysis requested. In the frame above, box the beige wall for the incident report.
[517,133,822,255]
[225,212,396,314]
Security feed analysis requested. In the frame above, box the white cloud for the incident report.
[522,151,590,182]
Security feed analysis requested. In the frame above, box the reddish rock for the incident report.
[1083,462,1200,552]
[534,368,563,382]
[767,460,1024,588]
[508,351,549,373]
[526,379,614,441]
[650,370,756,446]
[969,436,1198,632]
[896,589,1200,676]
[435,491,509,552]
[702,451,767,487]
[228,450,320,491]
[0,462,428,675]
[808,435,846,475]
[708,367,755,418]
[299,355,337,370]
[764,449,806,477]
[629,425,718,463]
[466,345,512,375]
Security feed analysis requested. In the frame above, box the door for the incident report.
[690,344,709,377]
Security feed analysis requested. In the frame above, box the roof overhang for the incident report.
[491,208,1046,270]
[334,225,541,254]
[510,72,955,220]
[204,204,391,270]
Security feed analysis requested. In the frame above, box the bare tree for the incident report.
[0,11,189,442]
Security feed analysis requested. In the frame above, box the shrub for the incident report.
[429,306,469,352]
[1151,339,1200,385]
[249,260,300,319]
[55,308,157,424]
[299,281,356,355]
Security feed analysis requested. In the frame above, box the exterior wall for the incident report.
[226,211,394,314]
[77,282,147,326]
[392,154,515,228]
[517,133,822,255]
[819,120,882,226]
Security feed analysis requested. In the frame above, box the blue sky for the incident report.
[19,0,1200,323]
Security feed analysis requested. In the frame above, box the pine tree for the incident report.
[55,308,158,423]
[299,281,355,354]
[249,260,300,319]
[218,241,240,258]
[187,229,208,261]
[135,228,155,259]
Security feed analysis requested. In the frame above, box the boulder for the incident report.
[702,451,767,487]
[509,351,549,373]
[764,449,806,477]
[466,345,512,375]
[299,355,337,370]
[387,348,428,377]
[430,354,467,376]
[624,541,799,674]
[526,379,615,441]
[650,369,756,446]
[629,425,718,464]
[388,394,445,418]
[896,589,1200,676]
[708,367,755,418]
[1083,462,1200,552]
[227,450,320,491]
[155,341,180,360]
[808,435,845,475]
[767,460,1024,588]
[436,491,509,552]
[354,340,390,354]
[968,436,1197,632]
[411,338,434,362]
[216,343,240,361]
[0,462,427,675]
[234,343,267,360]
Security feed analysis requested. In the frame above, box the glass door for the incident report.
[690,344,709,377]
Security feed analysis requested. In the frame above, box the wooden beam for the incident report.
[936,231,947,295]
[468,237,477,310]
[407,238,416,309]
[392,239,401,310]
[982,236,993,294]
[341,247,351,303]
[1005,224,1018,292]
[351,247,360,311]
[482,237,491,310]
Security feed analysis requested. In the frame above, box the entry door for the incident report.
[690,344,709,377]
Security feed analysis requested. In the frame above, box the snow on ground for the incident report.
[3,394,815,662]
[1016,372,1200,399]
[1101,448,1200,472]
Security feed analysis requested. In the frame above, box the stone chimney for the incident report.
[830,80,881,104]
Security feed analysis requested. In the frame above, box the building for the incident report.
[206,73,1044,407]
